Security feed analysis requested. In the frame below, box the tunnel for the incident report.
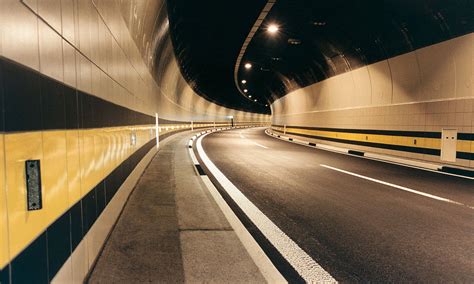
[0,0,472,283]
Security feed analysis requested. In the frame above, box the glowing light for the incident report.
[267,24,279,34]
[241,80,247,84]
[254,99,257,102]
[243,89,248,93]
[244,63,252,69]
[249,95,252,98]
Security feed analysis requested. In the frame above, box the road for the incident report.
[201,127,474,282]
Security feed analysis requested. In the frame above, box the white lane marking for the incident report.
[240,131,268,148]
[197,134,335,282]
[320,164,473,209]
[253,142,268,149]
[199,175,286,283]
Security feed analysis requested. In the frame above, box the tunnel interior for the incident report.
[0,0,472,283]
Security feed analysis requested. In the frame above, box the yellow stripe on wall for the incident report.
[273,126,474,154]
[0,135,9,269]
[0,122,256,268]
[3,124,157,265]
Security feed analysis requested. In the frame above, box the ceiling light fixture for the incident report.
[243,89,248,93]
[241,80,247,84]
[249,95,252,98]
[244,63,252,69]
[288,38,302,45]
[267,24,279,34]
[254,99,257,102]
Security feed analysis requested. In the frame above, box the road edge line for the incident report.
[195,132,336,282]
[188,130,287,284]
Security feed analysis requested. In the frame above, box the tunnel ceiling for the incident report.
[166,0,473,113]
[166,0,269,114]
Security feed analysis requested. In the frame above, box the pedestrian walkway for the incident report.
[88,131,265,283]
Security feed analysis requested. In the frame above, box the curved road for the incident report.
[201,127,474,282]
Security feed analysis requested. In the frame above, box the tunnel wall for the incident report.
[271,33,474,168]
[0,0,269,283]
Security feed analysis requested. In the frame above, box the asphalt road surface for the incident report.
[201,127,474,282]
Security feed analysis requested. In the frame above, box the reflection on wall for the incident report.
[272,33,474,168]
[118,0,269,122]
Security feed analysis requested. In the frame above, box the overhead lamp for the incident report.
[254,99,257,102]
[241,80,247,84]
[249,95,252,98]
[313,21,326,26]
[265,104,268,107]
[244,63,252,69]
[288,38,302,45]
[243,89,248,93]
[267,24,279,34]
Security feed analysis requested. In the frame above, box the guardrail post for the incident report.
[155,113,160,149]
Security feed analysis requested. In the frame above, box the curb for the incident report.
[265,129,474,179]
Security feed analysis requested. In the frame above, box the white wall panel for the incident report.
[1,0,40,70]
[368,61,393,106]
[417,38,455,101]
[38,0,62,33]
[62,40,77,87]
[389,51,422,104]
[39,20,64,82]
[61,0,76,44]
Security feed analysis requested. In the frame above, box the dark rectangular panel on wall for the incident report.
[129,109,137,128]
[458,133,474,140]
[82,188,98,235]
[0,57,156,133]
[105,167,121,204]
[0,266,9,284]
[77,90,84,129]
[70,201,83,251]
[64,85,79,129]
[95,96,108,127]
[0,60,5,132]
[81,92,95,129]
[40,78,66,130]
[101,97,113,128]
[47,211,71,280]
[2,59,42,132]
[11,232,48,284]
[0,56,171,282]
[96,181,106,216]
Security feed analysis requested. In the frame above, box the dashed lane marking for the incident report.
[253,142,269,149]
[320,164,473,209]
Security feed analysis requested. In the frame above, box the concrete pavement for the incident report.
[88,130,265,283]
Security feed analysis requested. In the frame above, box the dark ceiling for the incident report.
[166,0,269,114]
[166,0,473,114]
